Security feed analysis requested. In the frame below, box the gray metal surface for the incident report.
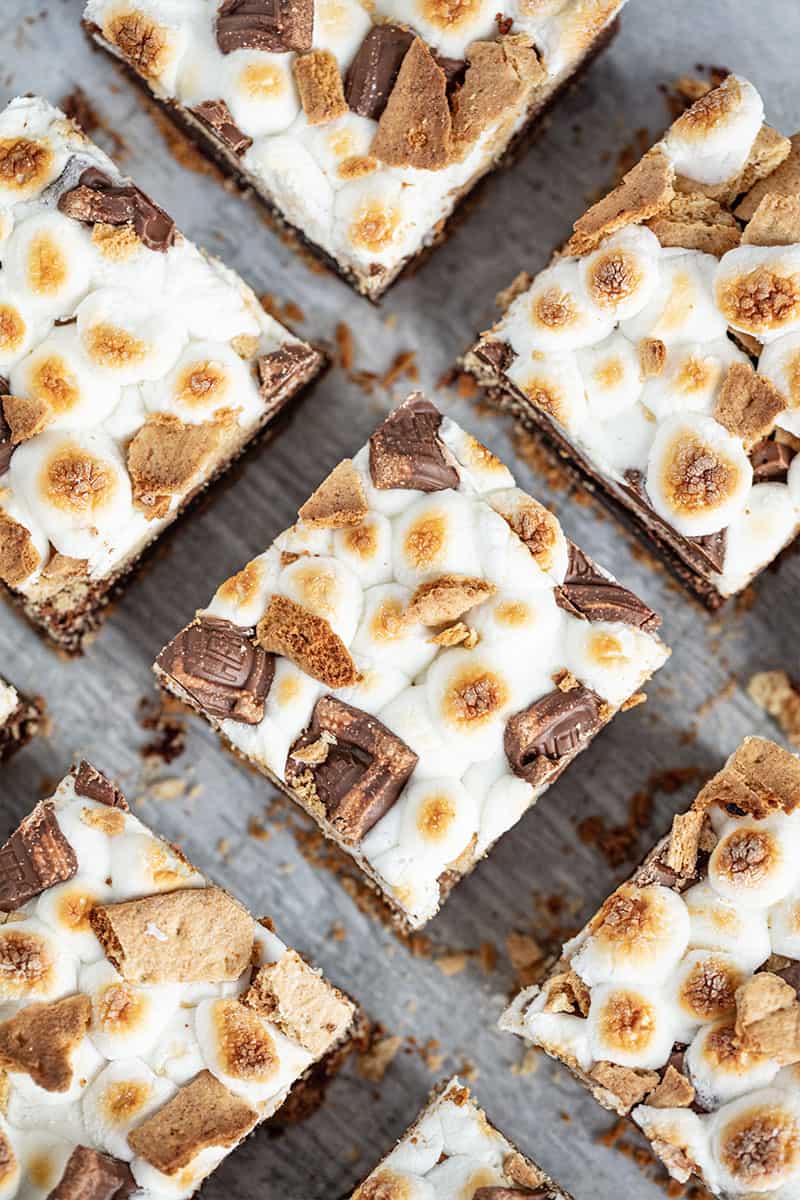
[1,3,798,1198]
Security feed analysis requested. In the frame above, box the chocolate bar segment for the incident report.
[216,0,313,55]
[369,393,460,491]
[59,165,175,251]
[156,615,274,724]
[49,1146,135,1200]
[0,801,77,911]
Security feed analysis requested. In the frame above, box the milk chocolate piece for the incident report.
[190,99,253,155]
[345,23,414,119]
[216,0,313,55]
[690,529,727,574]
[0,801,77,911]
[58,167,176,252]
[0,410,13,476]
[286,696,418,842]
[258,343,320,400]
[751,437,796,482]
[48,1145,135,1200]
[555,543,662,632]
[505,687,604,783]
[369,393,459,491]
[74,761,128,809]
[156,616,274,725]
[474,339,516,373]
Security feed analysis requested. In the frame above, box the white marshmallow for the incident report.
[80,959,180,1059]
[437,1097,504,1164]
[531,0,621,77]
[622,251,728,345]
[0,281,47,369]
[470,585,563,660]
[223,49,300,140]
[668,950,745,1043]
[640,338,749,422]
[475,771,535,857]
[10,324,121,430]
[145,1009,205,1085]
[298,111,378,191]
[424,645,523,764]
[35,874,112,962]
[583,401,658,478]
[571,884,690,987]
[312,0,373,65]
[587,982,677,1069]
[396,777,479,872]
[507,259,615,353]
[662,75,763,186]
[102,384,147,442]
[206,550,279,628]
[76,287,187,384]
[334,663,409,716]
[131,1144,229,1200]
[54,797,119,880]
[334,174,420,269]
[4,210,91,318]
[366,847,440,926]
[263,656,322,740]
[82,1058,176,1160]
[0,917,77,1002]
[162,243,260,343]
[579,226,661,321]
[438,418,516,494]
[708,813,800,909]
[382,1110,444,1176]
[331,512,393,588]
[109,831,203,900]
[378,686,465,780]
[426,1155,504,1196]
[89,214,168,296]
[13,1130,73,1199]
[684,879,771,973]
[505,348,589,437]
[485,488,569,584]
[141,339,262,427]
[715,244,800,343]
[375,0,498,57]
[760,333,800,436]
[276,553,363,644]
[709,1088,800,1195]
[578,331,643,420]
[563,616,666,707]
[790,453,800,509]
[632,1107,718,1189]
[525,1010,593,1073]
[687,1019,779,1110]
[195,998,311,1105]
[392,492,480,588]
[718,483,798,594]
[245,136,334,252]
[351,583,437,677]
[769,887,800,959]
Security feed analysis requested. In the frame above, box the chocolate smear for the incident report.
[505,687,604,785]
[216,0,313,54]
[345,24,414,119]
[369,394,460,491]
[190,99,253,155]
[157,616,273,725]
[286,696,417,843]
[0,801,78,912]
[556,543,662,632]
[48,1145,135,1200]
[58,167,175,252]
[74,761,128,809]
[751,437,796,483]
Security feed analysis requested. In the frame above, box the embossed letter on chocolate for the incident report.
[0,802,78,911]
[505,688,604,785]
[556,544,662,632]
[369,393,460,492]
[156,615,274,724]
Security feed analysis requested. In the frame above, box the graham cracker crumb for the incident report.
[406,574,496,626]
[645,1065,695,1109]
[743,192,800,246]
[357,1033,402,1082]
[256,594,360,689]
[748,670,800,747]
[292,49,348,126]
[372,38,451,170]
[737,132,800,221]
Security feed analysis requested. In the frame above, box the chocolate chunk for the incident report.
[435,53,467,94]
[625,468,728,576]
[0,801,78,912]
[775,962,800,994]
[0,408,13,476]
[286,696,418,843]
[505,687,604,785]
[74,761,128,809]
[345,23,414,119]
[157,616,274,724]
[474,1190,549,1199]
[58,167,175,252]
[369,394,460,492]
[555,543,662,632]
[49,1145,135,1199]
[689,529,727,574]
[474,339,517,374]
[190,99,253,155]
[257,343,319,402]
[751,437,796,483]
[216,0,313,54]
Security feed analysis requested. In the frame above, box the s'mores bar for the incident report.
[0,96,323,654]
[155,394,668,930]
[0,760,356,1200]
[501,736,800,1199]
[349,1077,571,1199]
[82,0,626,301]
[0,676,43,763]
[466,75,800,608]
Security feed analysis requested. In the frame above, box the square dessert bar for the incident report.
[0,760,356,1200]
[501,736,800,1199]
[155,394,668,930]
[466,74,800,608]
[83,0,626,301]
[0,676,43,763]
[0,96,323,654]
[349,1076,571,1198]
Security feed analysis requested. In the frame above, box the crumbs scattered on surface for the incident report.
[576,766,703,870]
[138,696,187,766]
[748,670,800,746]
[357,1031,402,1082]
[335,322,354,371]
[505,931,544,989]
[260,294,306,328]
[437,366,480,399]
[247,815,271,841]
[61,85,127,158]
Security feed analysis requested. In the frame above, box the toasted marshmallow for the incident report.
[687,1019,779,1110]
[95,0,190,92]
[760,333,800,436]
[367,847,440,926]
[379,686,465,780]
[89,216,168,296]
[76,287,187,384]
[426,1156,502,1196]
[109,831,203,900]
[532,0,620,76]
[790,454,800,509]
[11,325,122,431]
[585,401,658,477]
[81,959,179,1059]
[622,251,727,345]
[485,488,569,583]
[14,1130,73,1199]
[0,917,76,1002]
[82,1059,176,1160]
[9,1034,102,1111]
[377,0,497,56]
[572,884,690,987]
[476,505,554,594]
[142,339,261,427]
[396,777,479,872]
[437,1098,503,1165]
[392,492,480,588]
[0,1121,19,1200]
[469,585,562,658]
[588,982,677,1070]
[35,874,113,962]
[438,419,515,494]
[475,771,535,856]
[299,111,379,190]
[382,1110,444,1177]
[54,796,121,880]
[131,1144,229,1200]
[509,260,616,354]
[334,663,409,716]
[351,583,438,677]
[716,245,800,343]
[262,657,322,740]
[355,1168,434,1200]
[669,950,744,1043]
[145,1010,204,1085]
[632,1108,718,1188]
[580,227,661,321]
[334,174,419,269]
[0,282,45,368]
[332,512,393,588]
[710,1088,800,1195]
[277,553,363,644]
[644,413,752,537]
[312,0,373,63]
[223,49,300,140]
[578,332,643,419]
[641,339,749,422]
[207,551,278,628]
[769,887,800,959]
[424,645,521,763]
[505,348,589,436]
[564,617,664,707]
[195,997,311,1106]
[526,1010,593,1072]
[246,136,334,251]
[162,243,260,344]
[718,483,798,594]
[684,879,771,974]
[662,75,763,187]
[5,211,91,318]
[708,813,800,909]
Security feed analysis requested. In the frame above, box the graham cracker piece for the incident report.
[748,670,800,748]
[2,394,49,443]
[298,459,368,528]
[429,621,479,648]
[0,994,90,1091]
[735,971,796,1039]
[126,1069,258,1174]
[503,1150,546,1190]
[645,1064,695,1109]
[371,37,452,170]
[241,948,354,1057]
[590,1061,660,1111]
[738,1005,800,1064]
[714,362,785,449]
[737,132,800,220]
[697,735,800,818]
[451,35,544,153]
[646,192,741,256]
[743,193,800,246]
[566,147,676,256]
[664,805,707,878]
[127,414,223,520]
[292,49,348,126]
[406,574,496,626]
[89,886,254,985]
[639,338,667,378]
[542,970,590,1017]
[256,594,360,689]
[0,506,42,586]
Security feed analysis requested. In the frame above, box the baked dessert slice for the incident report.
[0,675,43,762]
[155,393,669,930]
[0,759,356,1199]
[0,96,323,654]
[466,74,800,609]
[501,736,800,1199]
[82,0,627,300]
[349,1076,572,1198]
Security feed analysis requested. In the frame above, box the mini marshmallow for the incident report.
[332,512,394,588]
[80,959,180,1059]
[223,49,300,140]
[577,331,644,420]
[505,259,615,354]
[102,384,147,442]
[142,339,262,427]
[505,348,589,437]
[206,550,279,628]
[470,585,563,661]
[245,136,334,251]
[396,777,479,872]
[275,522,333,558]
[438,419,516,494]
[571,884,691,987]
[424,645,523,764]
[587,982,677,1070]
[760,333,800,436]
[0,281,46,368]
[82,1058,176,1160]
[311,0,373,64]
[644,412,753,537]
[661,75,763,186]
[162,243,260,343]
[76,287,187,384]
[475,771,535,857]
[715,244,800,343]
[531,0,621,77]
[378,686,465,780]
[276,553,363,644]
[790,453,800,509]
[376,0,498,57]
[334,663,409,716]
[686,1019,779,1110]
[708,813,800,909]
[769,887,800,959]
[640,339,749,423]
[563,616,666,707]
[366,848,440,926]
[668,950,744,1043]
[109,831,204,900]
[525,1010,593,1073]
[717,483,798,595]
[709,1088,800,1195]
[262,656,322,741]
[14,1130,73,1199]
[382,1110,444,1177]
[426,1155,503,1196]
[145,1010,205,1085]
[35,874,113,962]
[582,401,658,478]
[632,1108,718,1189]
[684,879,771,974]
[11,1033,103,1107]
[0,918,77,1002]
[392,492,480,588]
[54,797,119,880]
[195,998,311,1106]
[438,1099,504,1165]
[89,214,169,297]
[334,174,419,269]
[622,250,728,345]
[351,583,439,677]
[579,226,661,322]
[11,324,122,431]
[4,210,91,319]
[484,489,569,584]
[359,801,403,862]
[298,110,378,191]
[131,1143,229,1200]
